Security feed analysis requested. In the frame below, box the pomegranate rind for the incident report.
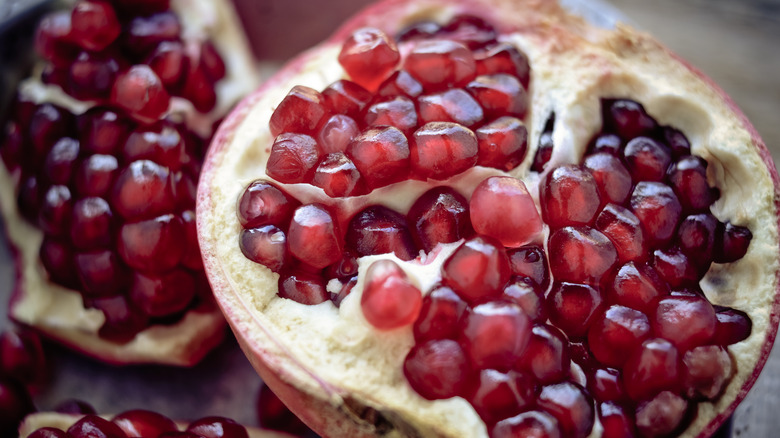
[0,0,259,366]
[17,412,293,438]
[198,0,780,436]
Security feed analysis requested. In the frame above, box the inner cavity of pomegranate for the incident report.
[235,14,755,438]
[1,0,231,341]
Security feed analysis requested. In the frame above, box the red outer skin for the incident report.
[198,0,780,436]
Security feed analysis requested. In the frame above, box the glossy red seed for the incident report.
[623,136,671,182]
[27,428,70,438]
[407,186,471,252]
[682,345,734,400]
[583,152,632,205]
[236,180,299,229]
[338,27,400,91]
[677,213,718,270]
[404,40,476,91]
[91,295,148,341]
[634,391,690,438]
[18,176,42,224]
[630,181,682,247]
[403,339,471,400]
[411,122,478,180]
[40,237,79,288]
[325,252,358,281]
[364,96,418,134]
[413,285,468,342]
[475,116,527,171]
[44,137,80,185]
[467,369,536,425]
[111,160,176,220]
[118,214,184,272]
[112,409,177,437]
[54,399,97,414]
[39,185,73,236]
[548,226,617,285]
[623,338,680,401]
[361,260,422,329]
[130,269,195,317]
[588,305,651,367]
[35,11,78,66]
[321,80,372,117]
[417,89,484,127]
[70,0,120,51]
[714,308,752,345]
[269,85,328,137]
[346,126,410,189]
[70,197,114,250]
[0,122,24,170]
[178,57,218,112]
[604,99,656,140]
[75,155,119,197]
[493,412,562,438]
[123,11,180,56]
[547,282,603,338]
[78,107,132,155]
[124,121,185,170]
[68,51,121,101]
[668,155,718,212]
[0,329,47,388]
[30,103,74,161]
[0,378,36,437]
[595,204,645,264]
[376,70,424,98]
[588,368,625,403]
[265,133,322,184]
[180,210,202,270]
[663,126,692,158]
[397,20,441,42]
[68,414,128,438]
[714,222,752,263]
[317,114,360,154]
[111,66,170,123]
[187,417,249,438]
[441,236,511,303]
[311,152,365,197]
[278,270,328,305]
[470,176,542,248]
[506,245,549,290]
[518,324,570,384]
[199,40,226,82]
[536,382,594,438]
[541,165,601,229]
[287,204,341,269]
[652,246,700,287]
[598,402,636,438]
[440,14,498,49]
[239,226,288,272]
[466,74,527,119]
[587,133,622,156]
[501,278,546,322]
[609,262,669,313]
[460,301,531,371]
[474,43,530,87]
[652,295,717,351]
[146,41,188,89]
[346,205,417,261]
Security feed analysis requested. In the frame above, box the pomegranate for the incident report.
[0,0,258,365]
[197,0,780,437]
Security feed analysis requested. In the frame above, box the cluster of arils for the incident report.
[35,0,226,117]
[265,15,530,198]
[0,329,48,435]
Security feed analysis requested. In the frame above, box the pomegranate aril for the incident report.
[112,409,177,437]
[609,262,669,313]
[588,368,626,403]
[587,305,651,367]
[332,276,356,307]
[68,50,121,101]
[287,203,342,269]
[490,410,562,438]
[74,154,118,197]
[677,213,718,268]
[536,381,594,438]
[130,269,195,317]
[40,237,79,288]
[630,181,682,247]
[502,278,546,322]
[603,99,657,140]
[278,270,328,305]
[39,185,73,236]
[470,176,542,248]
[682,344,733,401]
[123,121,185,170]
[42,65,70,89]
[346,205,417,261]
[532,129,554,173]
[541,165,601,229]
[466,74,527,119]
[623,136,671,182]
[19,176,42,224]
[364,96,418,134]
[68,414,128,438]
[459,300,531,371]
[583,152,631,205]
[714,222,752,263]
[518,324,570,384]
[0,377,36,437]
[651,295,717,351]
[265,133,322,184]
[361,260,422,329]
[595,204,645,264]
[338,27,400,92]
[1,122,24,170]
[475,116,527,171]
[413,285,467,342]
[623,338,680,401]
[322,80,372,117]
[507,245,549,290]
[548,226,617,285]
[474,43,530,87]
[268,85,328,137]
[597,402,636,438]
[317,114,360,154]
[346,126,410,189]
[441,236,511,303]
[118,213,184,272]
[547,281,603,338]
[376,70,424,99]
[111,65,170,123]
[417,89,484,128]
[70,197,114,250]
[146,41,188,89]
[652,246,700,287]
[199,41,226,82]
[407,186,471,252]
[439,15,498,50]
[411,122,478,180]
[123,11,181,56]
[0,328,48,388]
[35,11,78,66]
[76,250,129,297]
[186,417,249,438]
[403,339,471,400]
[236,180,299,229]
[91,295,148,341]
[30,103,75,161]
[397,20,441,42]
[588,133,622,156]
[714,308,752,345]
[404,39,476,91]
[311,152,365,198]
[78,107,133,155]
[634,391,690,438]
[667,155,719,212]
[467,369,536,425]
[326,252,358,281]
[28,428,70,438]
[178,58,218,113]
[44,137,80,185]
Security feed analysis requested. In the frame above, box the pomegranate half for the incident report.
[0,0,258,365]
[197,0,780,436]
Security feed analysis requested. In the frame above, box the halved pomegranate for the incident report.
[0,0,258,365]
[197,0,780,437]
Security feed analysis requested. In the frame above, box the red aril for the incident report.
[410,122,478,180]
[491,410,561,438]
[345,126,409,189]
[417,89,484,127]
[459,301,532,371]
[361,260,423,330]
[269,85,328,137]
[547,226,617,285]
[475,116,527,171]
[407,186,471,252]
[403,339,471,400]
[441,236,510,303]
[70,1,121,51]
[469,176,542,248]
[541,165,601,228]
[287,203,342,269]
[518,324,570,384]
[346,205,417,261]
[404,39,476,90]
[466,369,536,425]
[112,409,177,437]
[265,133,322,184]
[536,382,594,438]
[338,27,400,92]
[413,285,468,342]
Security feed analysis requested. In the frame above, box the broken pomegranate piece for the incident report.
[197,1,779,437]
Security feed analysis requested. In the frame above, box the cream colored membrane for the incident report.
[206,22,778,438]
[17,412,294,438]
[1,0,260,365]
